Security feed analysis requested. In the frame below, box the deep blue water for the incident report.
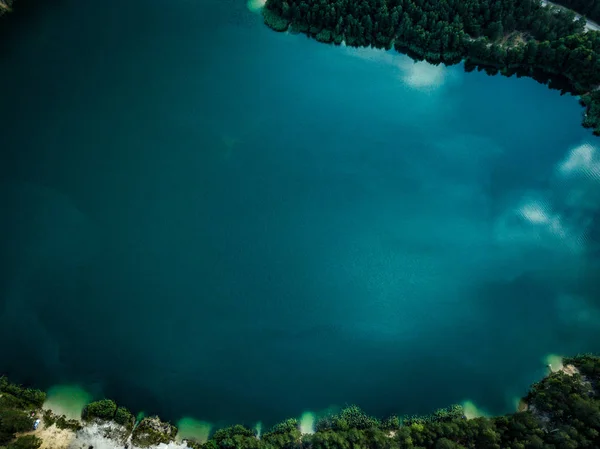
[1,0,600,429]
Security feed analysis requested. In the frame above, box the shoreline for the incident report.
[2,354,599,449]
[262,0,600,136]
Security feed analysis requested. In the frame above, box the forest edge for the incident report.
[1,354,600,448]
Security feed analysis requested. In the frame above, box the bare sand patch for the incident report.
[18,421,76,449]
[560,364,580,376]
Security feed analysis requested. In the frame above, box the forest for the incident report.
[263,0,600,136]
[1,354,600,448]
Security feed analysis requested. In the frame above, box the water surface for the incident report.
[0,0,599,428]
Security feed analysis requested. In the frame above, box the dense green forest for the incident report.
[2,354,600,448]
[263,0,600,136]
[551,0,600,24]
[0,377,44,449]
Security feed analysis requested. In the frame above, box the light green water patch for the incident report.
[299,411,315,434]
[43,385,92,419]
[254,421,262,439]
[176,417,212,444]
[246,0,266,13]
[544,353,564,372]
[512,396,530,412]
[461,400,489,419]
[300,407,340,435]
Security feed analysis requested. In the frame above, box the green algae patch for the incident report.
[176,417,212,444]
[43,385,91,420]
[544,353,565,372]
[247,0,266,13]
[461,400,489,419]
[299,412,315,434]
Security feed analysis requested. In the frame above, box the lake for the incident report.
[0,0,599,431]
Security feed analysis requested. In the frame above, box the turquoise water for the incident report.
[1,0,599,429]
[43,385,91,419]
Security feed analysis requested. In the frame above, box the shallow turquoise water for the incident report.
[0,0,599,429]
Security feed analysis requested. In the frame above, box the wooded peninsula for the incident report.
[263,0,600,136]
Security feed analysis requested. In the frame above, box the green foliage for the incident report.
[0,378,46,408]
[6,436,41,449]
[431,405,464,422]
[186,440,203,449]
[263,8,289,32]
[397,405,462,428]
[264,0,600,135]
[83,399,117,421]
[55,415,82,431]
[339,405,379,429]
[380,415,400,431]
[435,438,466,449]
[0,410,31,446]
[267,418,298,435]
[212,424,255,442]
[208,425,259,449]
[201,440,219,449]
[316,405,379,432]
[41,410,55,428]
[263,419,301,449]
[131,417,178,448]
[114,406,133,427]
[0,397,29,414]
[0,410,34,434]
[566,353,600,383]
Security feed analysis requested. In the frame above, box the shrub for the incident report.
[339,406,379,429]
[432,404,465,422]
[83,399,117,421]
[114,406,133,426]
[315,415,335,432]
[41,410,55,428]
[56,415,82,431]
[0,410,33,433]
[6,435,41,449]
[267,418,298,435]
[380,415,400,431]
[212,424,255,443]
[131,416,178,447]
[0,378,46,408]
[263,8,289,32]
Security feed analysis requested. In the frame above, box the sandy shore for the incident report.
[18,420,76,449]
